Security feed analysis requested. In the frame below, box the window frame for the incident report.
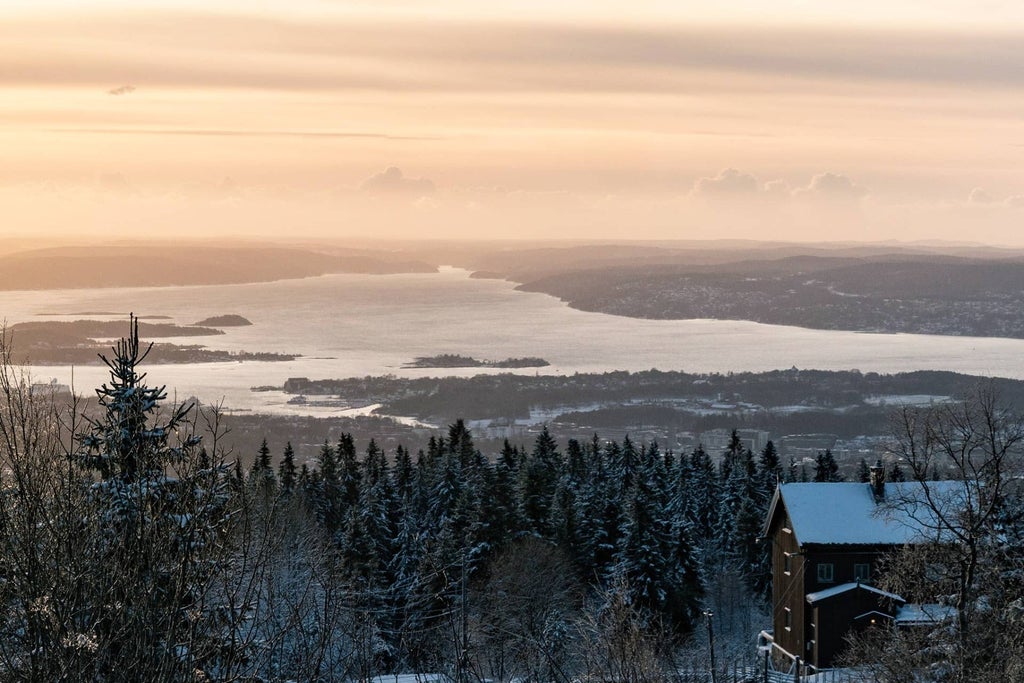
[816,562,835,584]
[854,563,871,583]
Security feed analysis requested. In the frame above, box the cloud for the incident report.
[360,167,435,195]
[794,172,867,201]
[691,169,867,206]
[763,178,792,199]
[692,168,759,196]
[968,187,996,205]
[4,13,1024,94]
[413,195,443,211]
[42,128,438,141]
[967,190,1024,208]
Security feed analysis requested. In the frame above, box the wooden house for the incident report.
[761,466,959,671]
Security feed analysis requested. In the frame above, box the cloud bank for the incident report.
[360,167,435,196]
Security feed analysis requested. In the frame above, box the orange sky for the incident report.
[2,1,1023,244]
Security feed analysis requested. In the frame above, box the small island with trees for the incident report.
[402,353,549,369]
[194,314,253,327]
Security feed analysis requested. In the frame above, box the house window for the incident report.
[784,553,792,575]
[817,562,834,583]
[854,563,871,582]
[784,607,792,631]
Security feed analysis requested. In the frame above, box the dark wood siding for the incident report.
[810,588,899,668]
[764,489,910,670]
[802,547,886,594]
[770,509,805,663]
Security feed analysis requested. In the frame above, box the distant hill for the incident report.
[442,242,1024,339]
[510,256,1024,338]
[456,241,1024,284]
[0,245,437,291]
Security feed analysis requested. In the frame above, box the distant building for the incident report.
[29,378,71,397]
[761,467,959,671]
[778,433,838,460]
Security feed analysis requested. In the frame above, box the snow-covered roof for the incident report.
[806,582,904,605]
[895,603,957,626]
[763,481,964,547]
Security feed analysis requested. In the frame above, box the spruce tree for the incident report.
[613,441,699,632]
[249,438,277,495]
[786,456,799,483]
[522,426,562,537]
[813,449,843,482]
[338,432,361,511]
[392,444,414,502]
[74,316,234,679]
[890,460,907,482]
[315,441,342,534]
[756,440,781,498]
[857,458,872,483]
[278,441,297,496]
[687,445,718,544]
[481,446,522,552]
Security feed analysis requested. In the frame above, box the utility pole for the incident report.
[460,542,469,683]
[704,610,717,683]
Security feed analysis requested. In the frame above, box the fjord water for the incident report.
[4,267,1024,415]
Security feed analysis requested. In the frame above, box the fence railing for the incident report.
[670,663,861,683]
[668,641,864,683]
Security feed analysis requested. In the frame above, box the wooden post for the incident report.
[704,611,717,683]
[764,649,770,683]
[793,656,801,683]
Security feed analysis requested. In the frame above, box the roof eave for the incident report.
[761,485,802,547]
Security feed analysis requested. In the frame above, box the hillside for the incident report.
[461,246,1024,338]
[0,245,436,290]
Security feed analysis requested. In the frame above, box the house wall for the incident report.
[771,514,805,664]
[770,515,893,667]
[801,547,891,668]
[811,590,896,669]
[802,546,886,594]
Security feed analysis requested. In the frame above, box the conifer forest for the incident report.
[0,321,793,681]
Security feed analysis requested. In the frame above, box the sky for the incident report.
[2,0,1024,244]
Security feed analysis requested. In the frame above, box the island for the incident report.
[194,314,252,327]
[402,354,550,369]
[4,320,294,364]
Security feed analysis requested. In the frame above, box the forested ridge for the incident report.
[281,368,1024,429]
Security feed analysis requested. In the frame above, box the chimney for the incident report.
[869,460,885,502]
